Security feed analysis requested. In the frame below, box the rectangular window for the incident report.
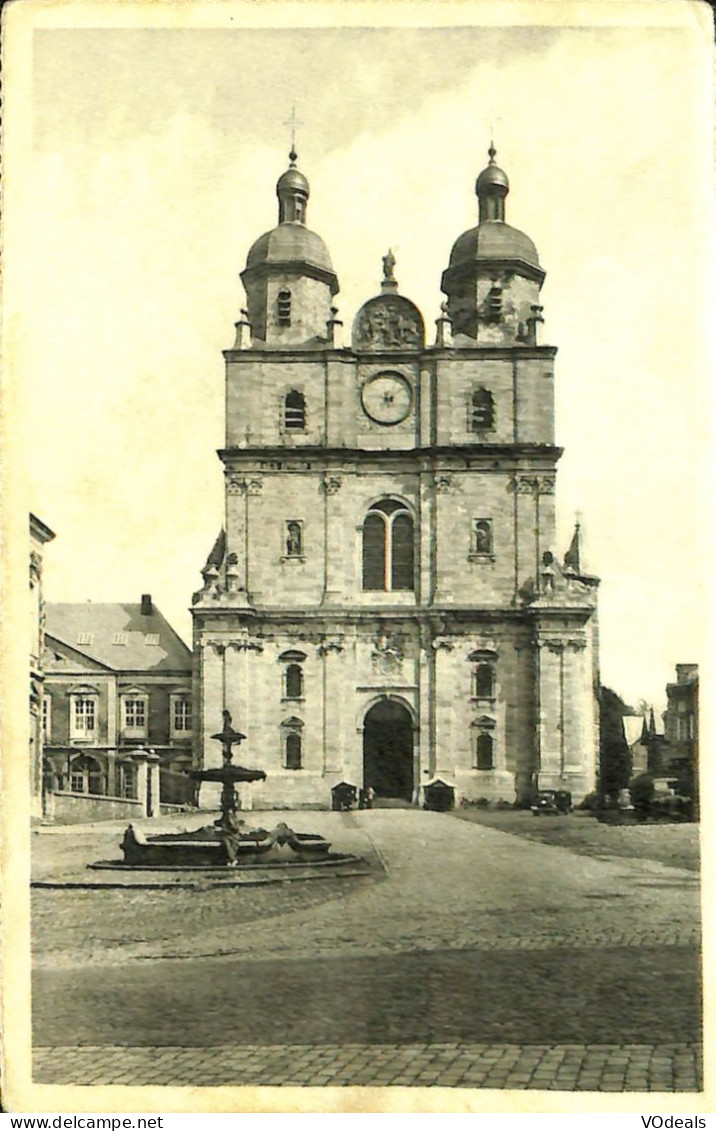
[112,632,128,646]
[123,696,147,736]
[42,696,51,741]
[76,632,93,646]
[145,634,160,646]
[173,698,192,733]
[71,697,96,738]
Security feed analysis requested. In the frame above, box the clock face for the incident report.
[360,372,413,425]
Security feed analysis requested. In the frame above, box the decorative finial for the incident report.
[488,141,497,164]
[382,248,396,281]
[284,107,303,163]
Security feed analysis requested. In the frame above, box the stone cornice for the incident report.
[218,443,563,465]
[223,344,558,363]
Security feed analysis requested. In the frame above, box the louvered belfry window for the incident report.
[277,289,292,326]
[362,500,414,592]
[470,387,495,431]
[284,390,306,430]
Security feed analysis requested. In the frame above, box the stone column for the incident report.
[432,639,454,779]
[419,467,435,606]
[320,639,345,774]
[534,638,565,790]
[199,641,225,809]
[245,476,263,602]
[322,475,343,603]
[146,752,161,817]
[537,476,556,562]
[226,474,249,593]
[514,476,538,597]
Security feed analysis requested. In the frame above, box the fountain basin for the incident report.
[119,822,332,868]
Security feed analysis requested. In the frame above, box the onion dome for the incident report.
[447,223,540,272]
[442,145,542,283]
[476,144,509,199]
[242,148,338,294]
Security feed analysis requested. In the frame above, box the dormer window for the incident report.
[470,387,495,432]
[284,390,306,431]
[277,289,292,326]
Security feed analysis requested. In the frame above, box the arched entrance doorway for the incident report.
[363,698,414,802]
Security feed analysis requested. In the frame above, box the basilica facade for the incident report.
[191,146,600,808]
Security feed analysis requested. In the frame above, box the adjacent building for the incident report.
[191,146,600,809]
[42,595,193,821]
[663,664,699,783]
[30,513,56,821]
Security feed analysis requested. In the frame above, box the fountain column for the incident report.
[200,641,225,808]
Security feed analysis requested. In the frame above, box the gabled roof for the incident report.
[45,602,191,674]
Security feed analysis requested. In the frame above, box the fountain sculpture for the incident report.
[119,711,333,867]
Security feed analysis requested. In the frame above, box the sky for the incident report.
[6,1,713,713]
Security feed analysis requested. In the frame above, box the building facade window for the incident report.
[277,288,292,326]
[475,732,494,770]
[117,762,138,800]
[485,285,502,320]
[286,733,302,770]
[121,693,148,739]
[470,387,495,432]
[472,519,493,556]
[171,695,192,737]
[473,664,495,699]
[70,695,97,741]
[284,390,306,430]
[285,521,303,558]
[69,754,103,794]
[42,695,51,741]
[281,717,304,770]
[285,664,304,700]
[362,499,415,592]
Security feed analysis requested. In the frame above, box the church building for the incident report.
[191,145,600,808]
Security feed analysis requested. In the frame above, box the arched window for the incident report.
[476,733,493,771]
[285,663,303,699]
[286,732,302,770]
[473,520,492,555]
[470,387,494,432]
[474,664,495,699]
[277,289,292,326]
[70,754,104,795]
[281,717,304,770]
[362,500,415,592]
[286,521,303,557]
[284,390,305,431]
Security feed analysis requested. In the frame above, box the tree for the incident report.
[598,686,633,802]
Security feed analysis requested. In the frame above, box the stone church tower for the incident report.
[191,146,600,807]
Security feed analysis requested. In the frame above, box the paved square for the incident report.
[32,809,701,1090]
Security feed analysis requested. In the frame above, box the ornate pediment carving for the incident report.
[353,294,424,351]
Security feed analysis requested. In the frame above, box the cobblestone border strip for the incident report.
[33,1043,702,1091]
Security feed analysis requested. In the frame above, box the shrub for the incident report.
[579,791,601,811]
[629,772,655,819]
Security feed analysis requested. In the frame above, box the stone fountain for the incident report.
[118,711,333,868]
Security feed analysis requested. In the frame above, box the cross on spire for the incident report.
[283,107,303,163]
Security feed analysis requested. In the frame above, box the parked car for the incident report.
[530,789,572,816]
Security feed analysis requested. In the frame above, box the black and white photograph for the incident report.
[2,0,712,1113]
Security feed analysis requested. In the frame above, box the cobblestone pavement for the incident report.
[32,809,701,1091]
[33,1042,701,1090]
